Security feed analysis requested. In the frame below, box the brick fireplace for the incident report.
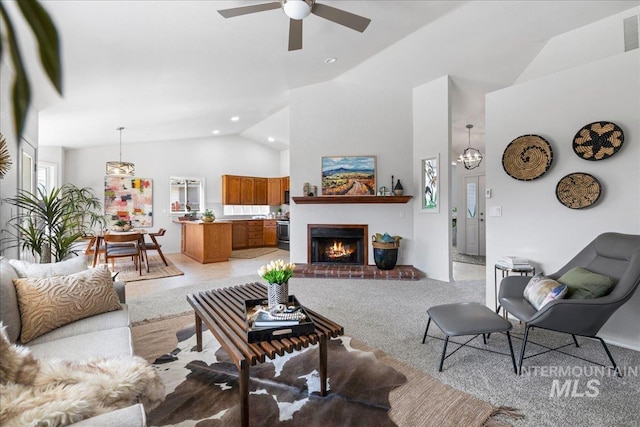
[307,224,368,265]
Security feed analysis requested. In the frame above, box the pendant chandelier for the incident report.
[106,127,135,176]
[458,124,483,170]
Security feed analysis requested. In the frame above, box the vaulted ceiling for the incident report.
[10,0,638,156]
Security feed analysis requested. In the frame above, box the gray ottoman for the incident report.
[422,302,516,372]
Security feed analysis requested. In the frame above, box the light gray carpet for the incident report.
[128,275,640,427]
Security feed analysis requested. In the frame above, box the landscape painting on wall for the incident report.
[322,156,376,196]
[104,177,153,227]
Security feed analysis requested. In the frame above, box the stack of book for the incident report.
[496,256,532,270]
[252,311,301,328]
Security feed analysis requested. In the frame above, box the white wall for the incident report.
[0,59,40,259]
[63,135,282,253]
[412,76,452,281]
[486,50,640,349]
[516,7,639,84]
[289,79,414,266]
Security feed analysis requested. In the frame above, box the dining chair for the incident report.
[143,228,168,266]
[103,233,147,275]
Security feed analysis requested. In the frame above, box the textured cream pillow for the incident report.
[13,266,122,343]
[9,256,89,278]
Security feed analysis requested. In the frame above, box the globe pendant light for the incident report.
[458,124,483,170]
[282,0,313,20]
[106,127,135,176]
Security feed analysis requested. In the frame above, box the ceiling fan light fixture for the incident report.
[282,0,313,20]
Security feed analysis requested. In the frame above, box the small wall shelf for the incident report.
[292,195,413,204]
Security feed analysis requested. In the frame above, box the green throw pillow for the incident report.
[557,267,617,299]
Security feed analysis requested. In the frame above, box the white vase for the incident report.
[267,282,289,307]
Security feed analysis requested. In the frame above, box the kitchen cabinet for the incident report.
[179,221,232,263]
[223,174,290,206]
[232,220,248,249]
[263,219,277,246]
[240,177,255,205]
[267,178,282,206]
[222,175,242,205]
[248,220,264,247]
[254,178,268,205]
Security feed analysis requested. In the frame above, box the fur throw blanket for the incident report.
[0,324,165,426]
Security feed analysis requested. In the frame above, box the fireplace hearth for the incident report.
[308,224,368,265]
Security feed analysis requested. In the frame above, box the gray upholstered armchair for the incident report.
[499,232,640,374]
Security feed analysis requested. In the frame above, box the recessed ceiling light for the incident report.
[212,130,220,134]
[268,137,275,142]
[230,116,240,122]
[324,57,337,64]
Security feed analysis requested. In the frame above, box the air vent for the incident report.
[623,15,639,52]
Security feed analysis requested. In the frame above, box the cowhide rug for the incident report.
[147,325,407,426]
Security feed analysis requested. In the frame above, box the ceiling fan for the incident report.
[218,0,371,51]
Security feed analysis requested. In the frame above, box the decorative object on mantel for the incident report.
[393,179,404,196]
[555,172,602,209]
[303,182,310,196]
[202,209,215,222]
[292,195,412,204]
[573,121,624,161]
[322,156,376,196]
[458,124,483,170]
[0,133,12,178]
[502,134,553,181]
[106,127,135,176]
[372,233,402,270]
[258,259,296,307]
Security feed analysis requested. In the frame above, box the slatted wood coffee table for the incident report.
[186,282,344,427]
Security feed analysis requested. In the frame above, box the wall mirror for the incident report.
[170,177,204,214]
[421,155,439,213]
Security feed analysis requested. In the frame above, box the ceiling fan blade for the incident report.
[218,2,281,18]
[312,3,371,33]
[288,18,303,51]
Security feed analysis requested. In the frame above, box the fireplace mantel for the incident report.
[293,195,412,204]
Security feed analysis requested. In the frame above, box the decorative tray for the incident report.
[244,295,315,343]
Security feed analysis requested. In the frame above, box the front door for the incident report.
[464,176,479,255]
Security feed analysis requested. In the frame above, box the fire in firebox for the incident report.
[324,240,355,260]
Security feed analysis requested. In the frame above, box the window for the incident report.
[170,177,204,214]
[37,162,57,193]
[223,205,270,216]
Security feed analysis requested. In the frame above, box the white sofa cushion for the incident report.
[0,257,22,342]
[14,266,123,343]
[28,327,133,360]
[9,255,88,278]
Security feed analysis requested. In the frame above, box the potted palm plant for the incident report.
[3,184,106,263]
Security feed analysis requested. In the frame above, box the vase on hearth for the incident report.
[267,282,289,307]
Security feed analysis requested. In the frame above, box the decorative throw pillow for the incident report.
[13,266,122,343]
[9,255,89,279]
[558,267,617,299]
[523,274,568,310]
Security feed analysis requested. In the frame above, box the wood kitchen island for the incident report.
[177,220,232,263]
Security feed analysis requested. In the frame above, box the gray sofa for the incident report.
[0,256,146,426]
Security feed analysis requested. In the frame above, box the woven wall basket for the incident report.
[502,135,553,181]
[555,173,602,209]
[573,121,624,161]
